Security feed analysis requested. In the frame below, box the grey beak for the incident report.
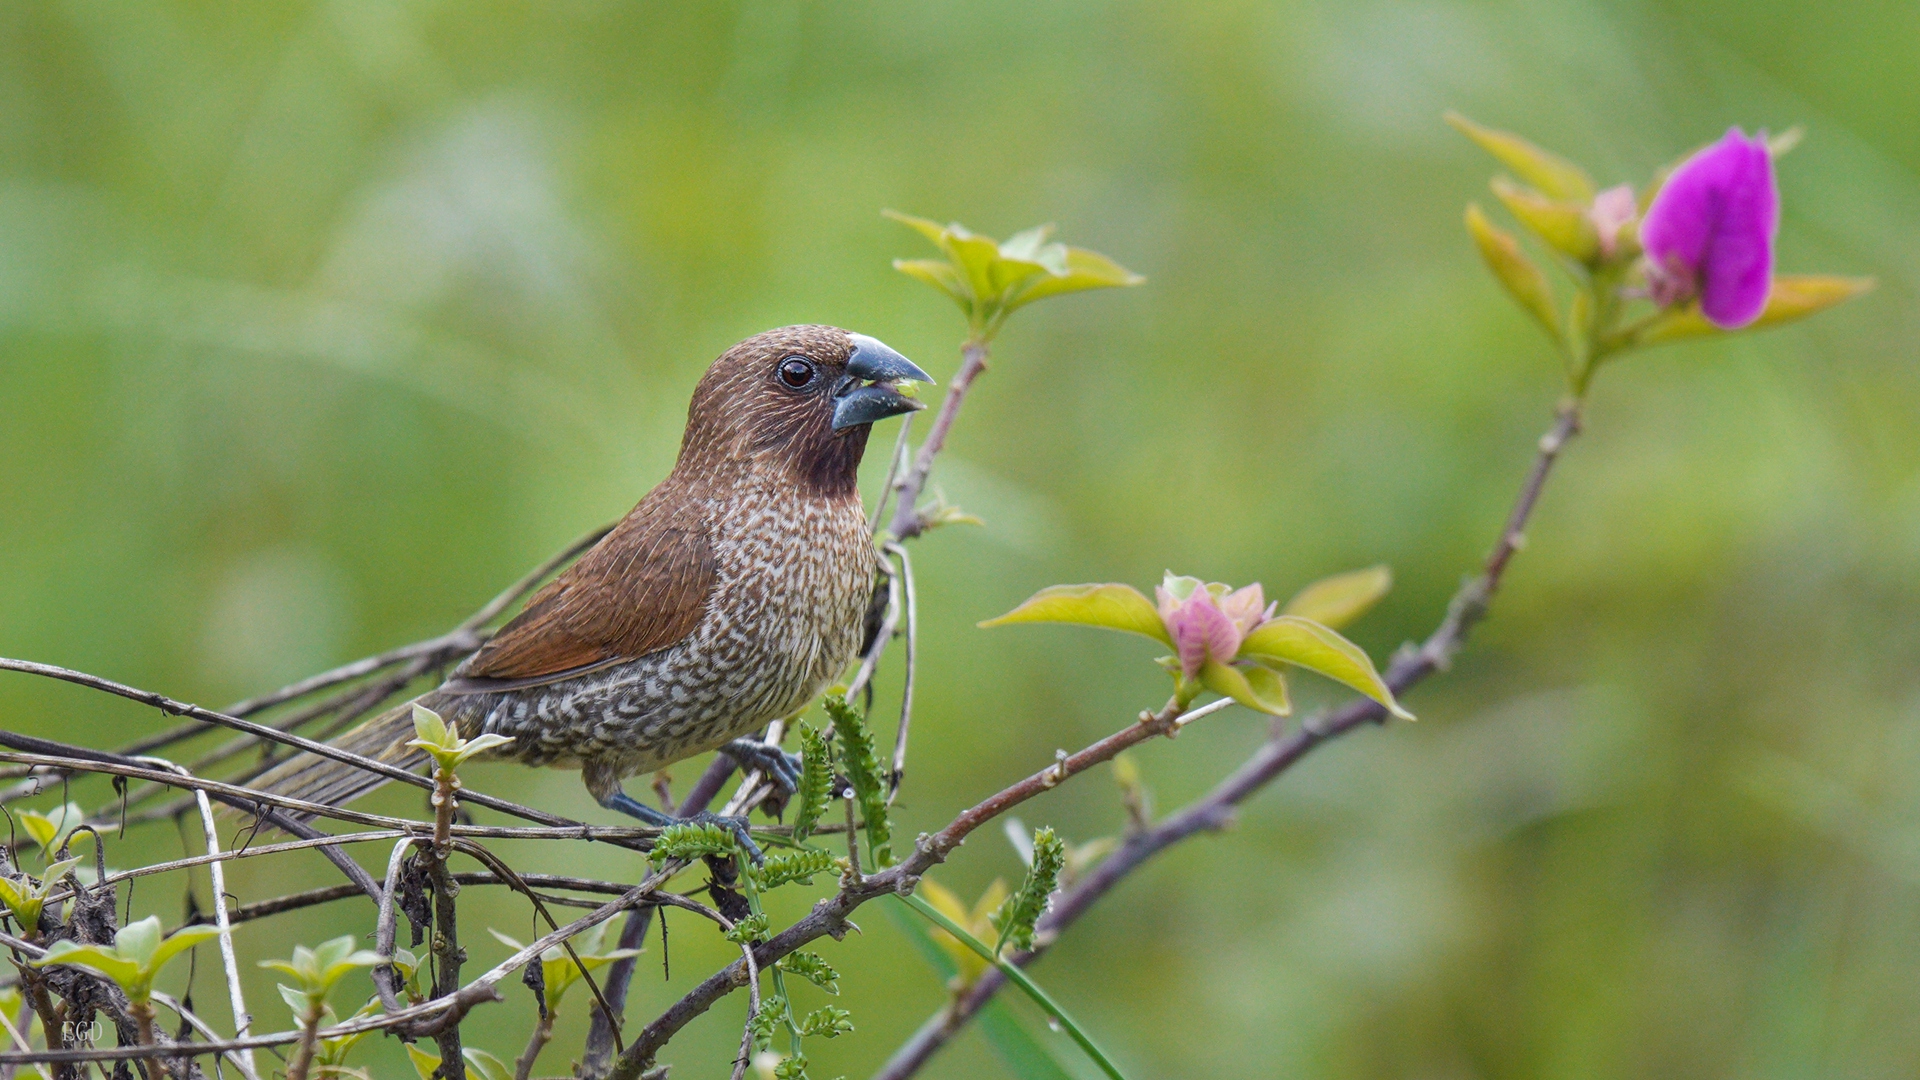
[833,334,932,430]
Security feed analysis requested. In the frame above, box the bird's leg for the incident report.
[718,738,804,796]
[585,761,763,862]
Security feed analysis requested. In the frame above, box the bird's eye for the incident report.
[777,356,817,389]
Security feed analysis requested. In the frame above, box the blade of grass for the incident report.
[895,893,1128,1080]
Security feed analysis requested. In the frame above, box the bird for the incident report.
[249,325,929,850]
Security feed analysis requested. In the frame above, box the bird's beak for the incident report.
[833,334,932,431]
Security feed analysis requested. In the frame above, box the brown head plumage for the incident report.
[678,324,929,497]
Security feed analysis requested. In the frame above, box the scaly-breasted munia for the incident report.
[254,325,928,845]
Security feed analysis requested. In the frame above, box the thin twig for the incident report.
[843,553,901,706]
[198,872,636,925]
[159,759,256,1080]
[0,750,659,850]
[0,663,576,830]
[883,542,917,803]
[149,992,259,1080]
[886,340,991,542]
[868,412,916,532]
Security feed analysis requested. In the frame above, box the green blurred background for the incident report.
[3,2,1917,1077]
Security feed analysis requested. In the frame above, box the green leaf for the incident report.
[463,1048,513,1080]
[824,695,892,867]
[1243,664,1292,716]
[299,935,384,993]
[947,228,1005,311]
[1491,178,1598,262]
[311,936,356,974]
[34,942,142,991]
[979,583,1170,645]
[278,983,315,1017]
[1281,566,1393,630]
[114,916,164,967]
[992,827,1064,955]
[648,821,742,863]
[887,211,1143,337]
[0,879,26,922]
[1446,112,1596,203]
[751,848,838,891]
[882,209,948,247]
[406,1043,441,1080]
[19,803,84,855]
[893,258,971,309]
[260,959,305,980]
[1199,660,1290,716]
[489,924,636,1010]
[789,723,833,845]
[746,1002,781,1053]
[777,951,840,994]
[1637,275,1876,345]
[316,1000,379,1066]
[148,923,223,974]
[999,224,1056,262]
[1465,203,1561,340]
[1004,246,1145,311]
[725,912,771,944]
[798,1005,855,1039]
[1238,616,1413,720]
[449,732,514,767]
[410,704,451,749]
[390,947,421,985]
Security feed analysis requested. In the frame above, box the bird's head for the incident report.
[680,325,931,496]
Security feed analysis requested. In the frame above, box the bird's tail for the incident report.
[243,700,428,817]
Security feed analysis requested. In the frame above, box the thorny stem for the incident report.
[871,400,1585,1080]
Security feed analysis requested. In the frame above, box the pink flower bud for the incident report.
[1588,184,1638,259]
[1155,577,1275,679]
[1156,580,1243,680]
[1639,128,1778,329]
[1216,583,1276,637]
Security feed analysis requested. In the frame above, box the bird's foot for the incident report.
[604,790,763,863]
[682,810,764,864]
[720,738,804,796]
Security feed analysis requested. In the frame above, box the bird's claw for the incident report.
[603,790,764,863]
[721,738,804,797]
[684,810,764,864]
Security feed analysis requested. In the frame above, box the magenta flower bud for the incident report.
[1639,127,1778,329]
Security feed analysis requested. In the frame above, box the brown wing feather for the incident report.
[447,491,714,690]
